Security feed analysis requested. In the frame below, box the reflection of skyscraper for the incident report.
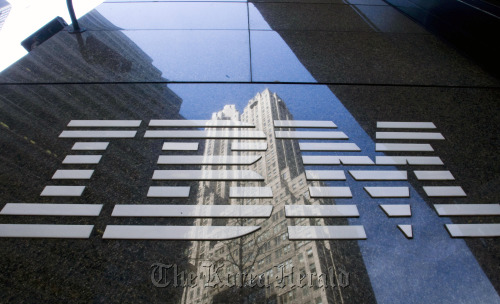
[0,10,189,303]
[184,89,375,304]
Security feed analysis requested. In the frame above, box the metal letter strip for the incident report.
[40,186,85,197]
[1,204,103,216]
[68,120,141,127]
[72,142,109,150]
[309,187,352,198]
[102,226,260,240]
[434,204,500,216]
[275,131,348,139]
[375,143,434,152]
[274,120,337,128]
[305,170,346,180]
[398,225,413,239]
[423,186,466,197]
[152,170,264,181]
[377,122,436,129]
[349,170,407,180]
[376,132,444,140]
[299,143,360,151]
[112,205,273,217]
[0,224,94,238]
[380,204,411,217]
[63,155,102,164]
[60,131,137,138]
[229,187,273,198]
[147,186,190,198]
[414,171,455,180]
[288,226,367,240]
[149,120,254,128]
[162,142,199,151]
[157,155,261,165]
[52,170,94,179]
[445,224,500,238]
[231,142,268,151]
[376,156,443,165]
[144,130,266,139]
[302,156,374,165]
[285,205,359,217]
[364,187,409,198]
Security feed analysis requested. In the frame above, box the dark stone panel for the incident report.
[383,0,500,77]
[250,29,499,85]
[330,84,500,293]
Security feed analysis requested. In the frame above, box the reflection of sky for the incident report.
[0,0,103,72]
[89,2,316,82]
[166,9,498,304]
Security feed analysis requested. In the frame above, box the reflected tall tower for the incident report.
[183,89,375,304]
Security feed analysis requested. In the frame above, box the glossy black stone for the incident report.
[0,0,499,303]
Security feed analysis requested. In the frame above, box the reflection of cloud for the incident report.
[0,0,103,72]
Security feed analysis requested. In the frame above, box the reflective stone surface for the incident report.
[0,0,499,303]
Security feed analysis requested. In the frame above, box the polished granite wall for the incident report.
[0,0,499,303]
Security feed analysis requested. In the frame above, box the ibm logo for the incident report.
[0,119,498,240]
